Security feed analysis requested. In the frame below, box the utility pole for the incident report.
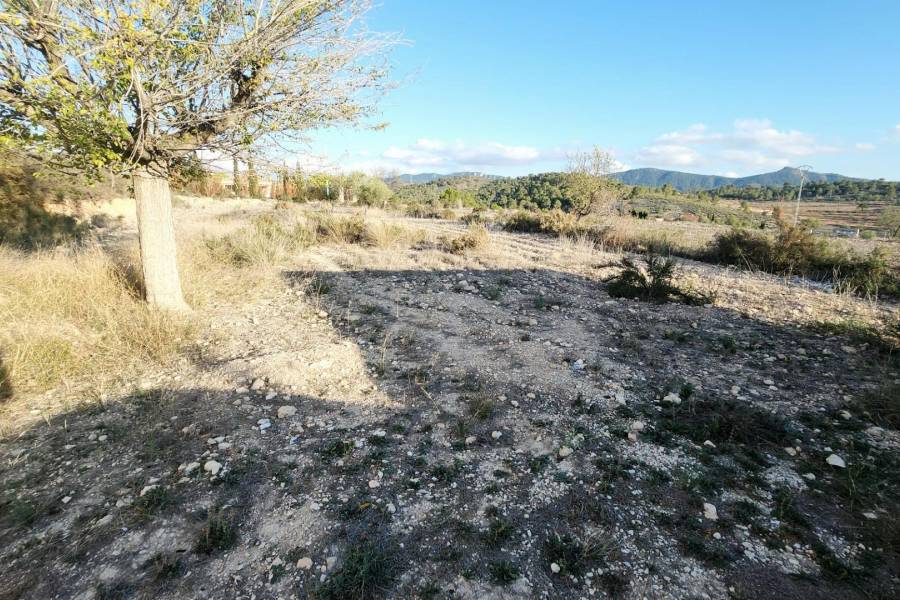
[793,165,812,226]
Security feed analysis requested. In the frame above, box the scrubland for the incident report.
[1,197,898,599]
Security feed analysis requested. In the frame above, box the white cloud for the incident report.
[634,144,702,167]
[636,119,841,172]
[657,123,723,144]
[380,139,543,171]
[855,142,875,152]
[894,124,900,138]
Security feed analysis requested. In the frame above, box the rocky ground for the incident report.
[1,204,898,599]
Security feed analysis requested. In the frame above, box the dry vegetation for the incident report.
[1,197,898,600]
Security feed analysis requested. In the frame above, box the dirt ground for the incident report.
[1,199,898,599]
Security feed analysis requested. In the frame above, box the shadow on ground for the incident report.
[0,265,897,599]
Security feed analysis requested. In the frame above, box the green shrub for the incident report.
[501,209,577,235]
[605,255,712,305]
[708,219,899,298]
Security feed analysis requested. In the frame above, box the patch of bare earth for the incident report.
[1,203,898,599]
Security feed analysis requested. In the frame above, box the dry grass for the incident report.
[444,223,490,254]
[0,246,192,401]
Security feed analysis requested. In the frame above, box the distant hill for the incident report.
[611,167,852,191]
[387,172,501,184]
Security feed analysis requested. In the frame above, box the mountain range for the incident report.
[609,167,851,191]
[388,167,853,191]
[387,171,501,184]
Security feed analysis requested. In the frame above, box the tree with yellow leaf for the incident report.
[0,0,393,309]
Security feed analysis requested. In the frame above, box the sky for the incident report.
[299,0,900,179]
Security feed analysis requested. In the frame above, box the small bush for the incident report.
[311,535,396,600]
[445,223,489,254]
[501,209,577,236]
[708,219,898,298]
[605,254,712,305]
[858,384,899,429]
[194,508,237,554]
[488,560,519,585]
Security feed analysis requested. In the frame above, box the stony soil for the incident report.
[1,204,898,599]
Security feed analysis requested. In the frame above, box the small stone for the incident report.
[317,310,329,319]
[61,496,72,504]
[713,532,722,540]
[838,410,851,420]
[204,460,223,475]
[140,485,159,497]
[465,436,477,445]
[630,421,645,432]
[866,426,885,438]
[662,392,681,405]
[558,446,573,458]
[257,418,272,431]
[826,454,846,468]
[703,440,716,448]
[491,430,502,440]
[368,479,380,489]
[802,472,816,481]
[98,435,108,442]
[550,562,561,574]
[182,462,201,475]
[703,502,718,521]
[784,447,797,457]
[862,512,877,520]
[250,378,265,391]
[326,556,337,569]
[297,557,313,570]
[277,406,297,419]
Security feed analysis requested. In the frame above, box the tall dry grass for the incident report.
[0,246,192,400]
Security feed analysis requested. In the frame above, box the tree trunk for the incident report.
[133,171,189,311]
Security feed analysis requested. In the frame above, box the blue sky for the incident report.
[303,0,900,179]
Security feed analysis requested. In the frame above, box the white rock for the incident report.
[826,454,846,468]
[630,421,645,432]
[838,410,852,420]
[863,512,878,520]
[802,472,816,481]
[662,392,682,405]
[368,479,380,489]
[326,556,337,569]
[703,502,718,521]
[140,485,160,497]
[491,430,502,440]
[784,447,797,457]
[866,426,885,438]
[62,496,72,504]
[465,436,477,445]
[250,378,265,391]
[183,462,201,475]
[558,446,573,458]
[204,460,223,475]
[277,405,297,419]
[703,440,716,448]
[257,418,272,431]
[297,557,313,570]
[550,562,561,574]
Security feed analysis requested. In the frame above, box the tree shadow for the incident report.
[0,264,897,599]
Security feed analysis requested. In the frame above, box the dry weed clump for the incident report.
[0,246,191,398]
[203,212,427,268]
[445,223,490,254]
